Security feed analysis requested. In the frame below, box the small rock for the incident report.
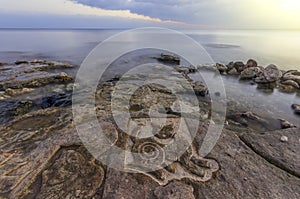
[59,72,68,78]
[226,61,235,71]
[5,88,34,96]
[175,65,196,74]
[240,67,261,80]
[193,81,208,96]
[228,68,239,75]
[280,136,288,142]
[216,63,227,74]
[15,60,29,65]
[234,61,246,72]
[291,104,300,115]
[157,53,180,65]
[279,119,296,129]
[245,59,258,68]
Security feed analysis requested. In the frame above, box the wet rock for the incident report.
[291,104,300,115]
[240,67,261,80]
[245,59,258,68]
[4,88,34,96]
[234,61,246,72]
[175,65,197,74]
[277,83,297,93]
[264,64,282,82]
[279,119,296,129]
[227,68,239,75]
[0,100,35,125]
[41,92,72,109]
[15,60,29,65]
[193,81,208,96]
[255,64,282,83]
[216,63,227,74]
[0,71,73,90]
[156,53,180,65]
[282,70,300,85]
[281,80,299,89]
[226,61,235,71]
[154,181,195,199]
[227,111,273,132]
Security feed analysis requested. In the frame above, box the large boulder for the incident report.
[255,64,282,83]
[263,64,282,82]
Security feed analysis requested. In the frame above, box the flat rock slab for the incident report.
[193,130,300,199]
[240,128,300,178]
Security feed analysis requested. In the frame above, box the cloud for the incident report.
[0,0,165,22]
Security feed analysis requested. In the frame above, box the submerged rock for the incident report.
[281,80,299,89]
[0,99,35,125]
[4,88,34,96]
[41,92,72,109]
[15,60,29,65]
[175,65,197,74]
[0,61,74,91]
[291,104,300,115]
[156,53,180,65]
[282,70,300,85]
[0,71,72,90]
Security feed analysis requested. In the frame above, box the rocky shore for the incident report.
[0,56,299,199]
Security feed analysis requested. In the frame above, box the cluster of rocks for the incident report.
[0,60,73,93]
[0,60,75,124]
[215,59,300,93]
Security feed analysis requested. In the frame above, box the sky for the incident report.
[0,0,299,29]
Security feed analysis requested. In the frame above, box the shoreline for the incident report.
[0,55,299,198]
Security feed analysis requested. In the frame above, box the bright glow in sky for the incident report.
[0,0,299,29]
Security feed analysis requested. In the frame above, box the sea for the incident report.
[0,29,299,125]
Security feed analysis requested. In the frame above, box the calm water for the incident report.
[0,29,300,69]
[0,29,299,124]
